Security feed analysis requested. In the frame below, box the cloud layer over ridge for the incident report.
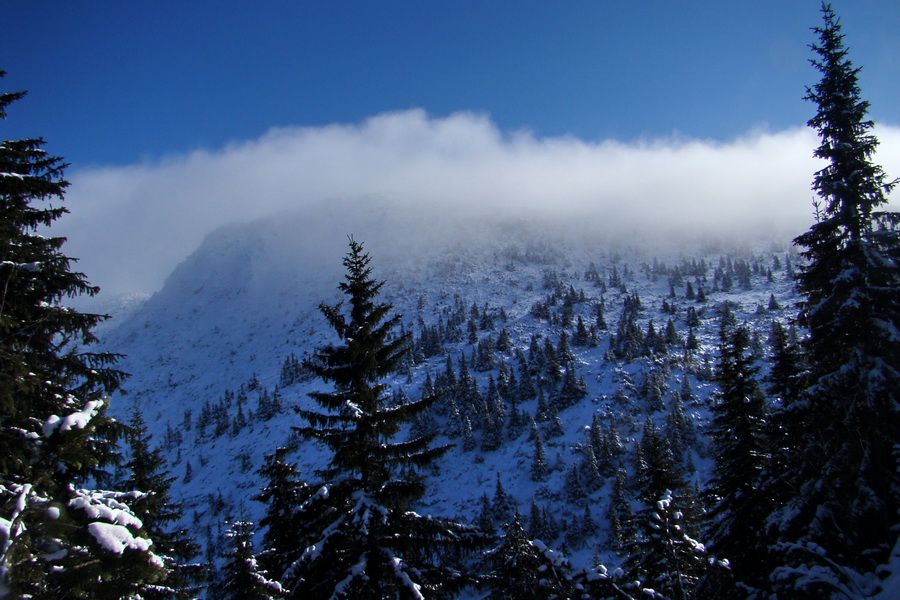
[57,109,900,295]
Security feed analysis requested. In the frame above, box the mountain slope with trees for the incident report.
[3,4,897,598]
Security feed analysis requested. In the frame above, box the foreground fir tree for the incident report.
[283,239,484,599]
[635,418,683,505]
[0,71,165,597]
[767,5,900,597]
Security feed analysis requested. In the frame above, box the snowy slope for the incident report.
[98,202,800,575]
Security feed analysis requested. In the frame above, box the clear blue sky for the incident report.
[3,1,899,170]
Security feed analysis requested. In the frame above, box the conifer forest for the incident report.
[1,5,898,599]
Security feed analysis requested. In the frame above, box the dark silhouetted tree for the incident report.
[123,407,203,599]
[254,448,311,583]
[485,512,578,600]
[285,239,483,599]
[635,419,682,504]
[627,490,707,600]
[767,6,900,597]
[0,71,164,598]
[703,325,770,596]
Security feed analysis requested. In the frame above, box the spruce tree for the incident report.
[123,406,204,599]
[530,430,549,482]
[0,71,164,598]
[767,5,900,597]
[765,321,803,407]
[484,512,577,600]
[664,391,693,465]
[564,505,597,550]
[563,464,585,503]
[475,494,497,536]
[607,468,635,554]
[635,418,682,504]
[215,519,283,600]
[556,366,587,409]
[573,315,591,346]
[490,476,516,526]
[703,324,770,596]
[626,490,708,600]
[254,448,311,583]
[285,239,483,599]
[579,442,603,493]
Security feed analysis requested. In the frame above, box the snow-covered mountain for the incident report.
[98,202,800,575]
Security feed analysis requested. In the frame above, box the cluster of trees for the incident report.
[1,4,896,598]
[591,8,898,598]
[221,239,668,599]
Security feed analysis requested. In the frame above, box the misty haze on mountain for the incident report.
[58,109,900,298]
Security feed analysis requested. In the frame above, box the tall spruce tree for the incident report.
[607,468,635,554]
[767,5,900,597]
[283,239,483,599]
[765,321,803,407]
[0,72,164,597]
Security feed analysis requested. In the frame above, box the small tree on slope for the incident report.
[766,5,900,597]
[215,519,283,600]
[484,511,578,600]
[703,324,770,596]
[627,490,708,600]
[283,239,484,599]
[123,406,204,598]
[254,447,311,581]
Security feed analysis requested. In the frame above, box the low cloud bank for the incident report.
[57,109,899,296]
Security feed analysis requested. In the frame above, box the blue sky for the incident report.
[2,2,899,296]
[3,1,898,168]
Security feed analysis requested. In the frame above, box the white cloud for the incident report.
[57,109,900,296]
